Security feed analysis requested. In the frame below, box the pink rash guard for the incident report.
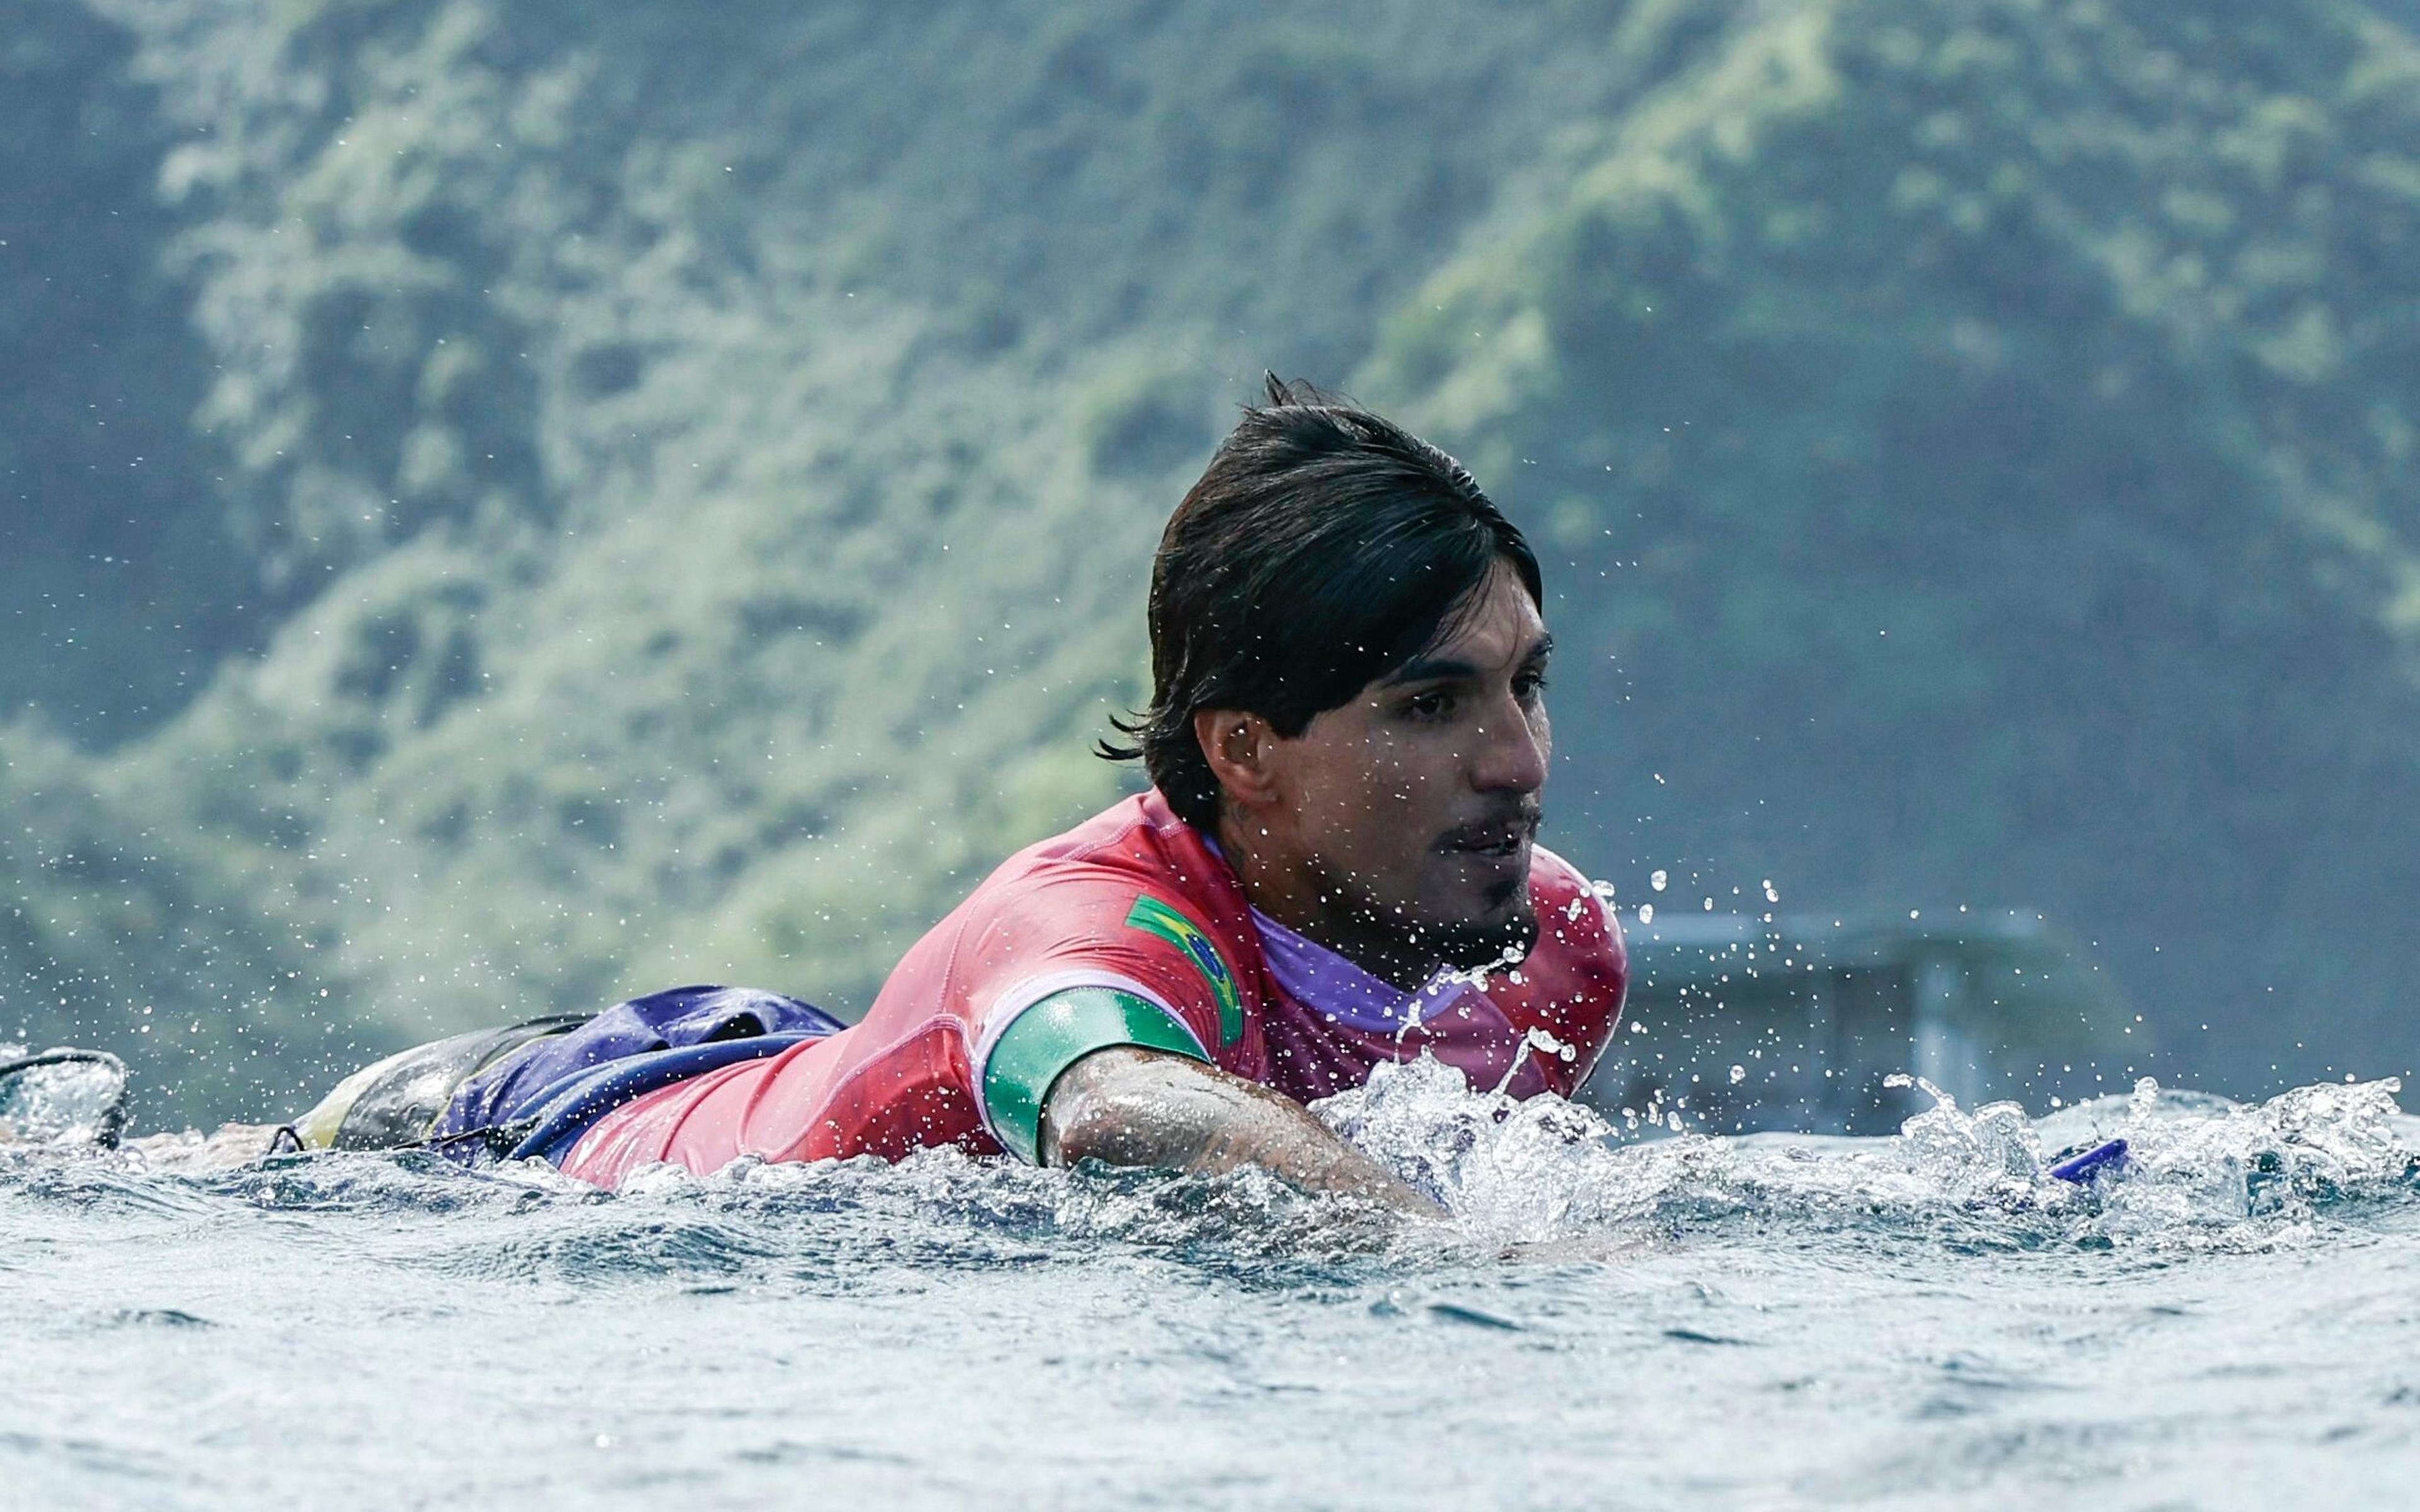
[560,790,1627,1188]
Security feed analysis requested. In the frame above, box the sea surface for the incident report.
[4,1060,2416,1510]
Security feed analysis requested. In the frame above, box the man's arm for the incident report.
[1037,1046,1441,1217]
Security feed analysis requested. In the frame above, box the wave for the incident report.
[5,1061,2412,1279]
[1323,1057,2418,1254]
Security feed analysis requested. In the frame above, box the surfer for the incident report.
[54,379,1631,1211]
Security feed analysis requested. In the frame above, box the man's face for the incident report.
[1244,562,1553,979]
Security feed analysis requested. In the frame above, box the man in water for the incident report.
[135,379,1629,1208]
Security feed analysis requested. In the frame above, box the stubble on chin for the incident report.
[1396,864,1540,973]
[1306,854,1540,976]
[1422,900,1541,973]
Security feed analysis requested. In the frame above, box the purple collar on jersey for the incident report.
[1247,905,1473,1035]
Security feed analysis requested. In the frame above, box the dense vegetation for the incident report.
[4,0,2414,1126]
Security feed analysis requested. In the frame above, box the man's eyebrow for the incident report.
[1378,655,1478,687]
[1380,633,1555,687]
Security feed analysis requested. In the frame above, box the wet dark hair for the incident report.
[1100,375,1541,828]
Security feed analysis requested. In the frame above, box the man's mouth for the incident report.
[1437,813,1540,859]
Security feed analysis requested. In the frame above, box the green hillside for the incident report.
[1368,0,2420,1085]
[4,0,2415,1126]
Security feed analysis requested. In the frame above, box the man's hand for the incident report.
[1037,1046,1443,1218]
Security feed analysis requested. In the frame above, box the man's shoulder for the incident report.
[882,792,1247,997]
[1008,789,1181,869]
[1525,844,1625,971]
[1494,845,1627,1092]
[974,790,1235,918]
[870,789,1257,1063]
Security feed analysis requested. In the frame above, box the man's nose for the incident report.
[1469,696,1548,795]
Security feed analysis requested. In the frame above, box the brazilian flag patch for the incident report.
[1126,894,1245,1046]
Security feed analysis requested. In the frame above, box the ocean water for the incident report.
[4,1062,2416,1510]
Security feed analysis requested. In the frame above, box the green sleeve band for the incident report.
[981,987,1208,1164]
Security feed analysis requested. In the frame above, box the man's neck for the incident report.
[1212,810,1436,992]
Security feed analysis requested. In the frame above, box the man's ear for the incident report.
[1193,707,1283,811]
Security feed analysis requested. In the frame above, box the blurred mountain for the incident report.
[1,3,255,741]
[1370,0,2420,1096]
[2,0,2413,1125]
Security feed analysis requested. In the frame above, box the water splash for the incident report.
[1319,1056,1644,1244]
[1319,1057,2419,1254]
[2085,1077,2414,1239]
[0,1047,129,1148]
[6,1052,2412,1264]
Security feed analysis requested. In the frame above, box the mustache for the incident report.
[1433,805,1543,851]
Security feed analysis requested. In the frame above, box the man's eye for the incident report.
[1515,672,1550,702]
[1403,691,1453,720]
